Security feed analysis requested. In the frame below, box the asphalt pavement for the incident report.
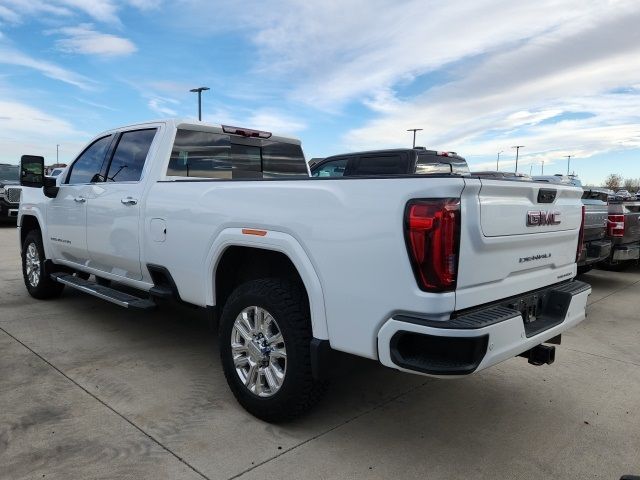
[1,224,639,480]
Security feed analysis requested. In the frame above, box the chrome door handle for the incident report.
[74,196,86,203]
[121,197,138,206]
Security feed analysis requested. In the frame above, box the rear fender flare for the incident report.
[204,228,329,340]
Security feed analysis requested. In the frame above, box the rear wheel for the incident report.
[219,278,325,422]
[22,230,64,299]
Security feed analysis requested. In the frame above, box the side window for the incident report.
[352,154,408,175]
[105,129,157,182]
[66,135,112,184]
[312,158,347,177]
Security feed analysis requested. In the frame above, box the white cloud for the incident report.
[246,110,306,135]
[0,100,86,164]
[0,0,163,25]
[53,24,137,57]
[0,47,94,89]
[0,4,19,23]
[148,97,178,116]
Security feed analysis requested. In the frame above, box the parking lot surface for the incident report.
[1,224,639,480]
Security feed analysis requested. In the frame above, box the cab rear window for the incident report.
[167,129,308,179]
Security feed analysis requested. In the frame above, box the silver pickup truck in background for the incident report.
[601,200,640,271]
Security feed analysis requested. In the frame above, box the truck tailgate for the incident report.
[456,179,583,310]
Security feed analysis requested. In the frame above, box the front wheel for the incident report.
[219,278,326,422]
[22,230,64,299]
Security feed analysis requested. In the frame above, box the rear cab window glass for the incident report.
[106,129,157,182]
[167,129,308,179]
[67,135,112,184]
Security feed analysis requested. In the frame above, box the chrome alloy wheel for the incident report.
[25,242,41,287]
[231,306,287,397]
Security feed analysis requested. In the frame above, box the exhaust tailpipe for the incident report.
[519,344,555,366]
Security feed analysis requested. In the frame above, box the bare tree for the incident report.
[604,174,623,190]
[623,178,640,192]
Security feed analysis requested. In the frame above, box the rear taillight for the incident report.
[404,198,460,292]
[576,205,585,262]
[608,214,625,237]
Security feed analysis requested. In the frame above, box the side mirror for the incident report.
[20,155,45,188]
[20,155,59,198]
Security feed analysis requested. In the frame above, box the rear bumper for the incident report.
[612,244,640,262]
[377,280,591,376]
[579,239,612,266]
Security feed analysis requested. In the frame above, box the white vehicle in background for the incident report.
[47,167,66,178]
[17,119,590,421]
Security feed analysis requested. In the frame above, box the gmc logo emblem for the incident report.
[526,210,561,227]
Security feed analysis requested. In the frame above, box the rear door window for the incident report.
[105,129,157,182]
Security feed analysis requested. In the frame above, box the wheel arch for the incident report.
[205,229,329,340]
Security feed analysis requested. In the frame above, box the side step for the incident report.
[51,273,156,310]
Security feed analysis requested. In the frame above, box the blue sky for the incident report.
[1,0,639,185]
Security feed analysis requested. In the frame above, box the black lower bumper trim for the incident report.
[390,332,488,375]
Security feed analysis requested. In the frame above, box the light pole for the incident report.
[190,87,210,121]
[541,160,544,175]
[565,155,571,175]
[511,145,525,173]
[407,128,423,148]
[56,144,59,164]
[496,150,503,171]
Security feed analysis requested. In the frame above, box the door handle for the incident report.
[74,196,86,203]
[121,197,138,206]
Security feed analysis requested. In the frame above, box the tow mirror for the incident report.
[20,155,59,198]
[20,155,45,188]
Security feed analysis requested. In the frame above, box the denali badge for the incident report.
[526,210,561,227]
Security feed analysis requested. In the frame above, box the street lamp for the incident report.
[406,128,423,148]
[541,160,544,175]
[190,87,210,121]
[511,145,525,173]
[56,144,59,164]
[496,150,503,171]
[565,155,571,175]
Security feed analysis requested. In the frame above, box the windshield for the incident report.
[0,164,19,182]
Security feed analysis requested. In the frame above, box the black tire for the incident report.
[219,278,326,422]
[22,230,65,299]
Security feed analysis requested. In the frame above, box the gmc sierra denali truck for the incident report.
[18,119,590,422]
[0,163,21,222]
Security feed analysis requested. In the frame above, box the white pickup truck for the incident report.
[17,119,590,422]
